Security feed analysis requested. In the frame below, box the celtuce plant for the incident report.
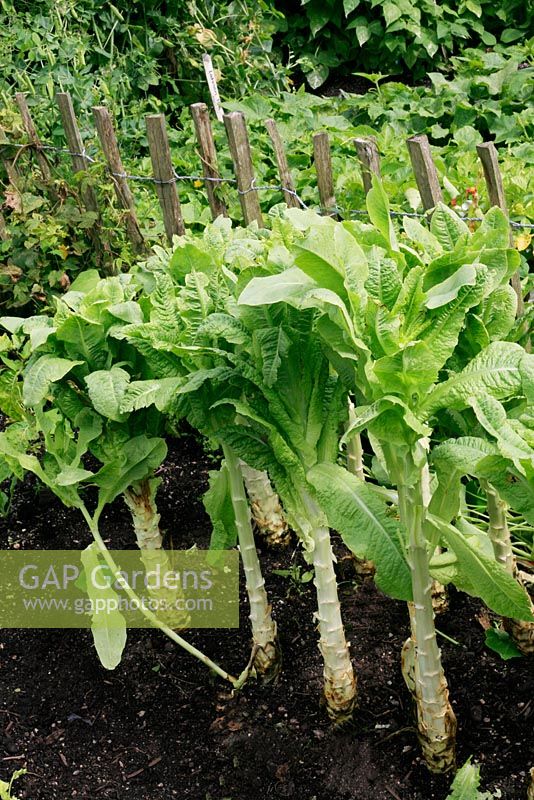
[239,184,534,770]
[117,227,357,720]
[0,273,260,682]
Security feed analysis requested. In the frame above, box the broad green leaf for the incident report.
[366,175,398,251]
[295,228,349,301]
[93,436,167,512]
[382,0,402,27]
[0,316,25,334]
[343,396,431,441]
[21,315,56,350]
[120,377,182,412]
[56,465,95,486]
[391,265,427,340]
[402,217,442,259]
[477,457,534,524]
[421,341,526,416]
[430,203,470,249]
[23,356,83,407]
[343,0,360,14]
[0,432,83,509]
[480,284,517,340]
[55,315,108,370]
[470,206,510,250]
[176,366,235,395]
[108,301,144,324]
[484,628,522,660]
[469,394,533,470]
[85,367,130,423]
[253,326,291,387]
[425,263,477,309]
[238,267,315,306]
[365,247,401,309]
[445,758,488,800]
[428,514,534,621]
[69,269,101,293]
[203,463,238,552]
[308,463,412,600]
[169,242,214,281]
[81,544,127,670]
[196,313,249,345]
[431,437,498,476]
[429,437,497,525]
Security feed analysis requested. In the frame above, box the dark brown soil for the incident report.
[0,435,533,800]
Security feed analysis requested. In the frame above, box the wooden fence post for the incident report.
[406,135,443,212]
[145,114,185,242]
[190,103,227,220]
[92,106,147,255]
[265,118,300,208]
[55,92,109,271]
[15,93,52,182]
[223,111,263,227]
[56,93,98,197]
[0,211,8,241]
[354,137,381,195]
[477,141,524,316]
[313,131,336,216]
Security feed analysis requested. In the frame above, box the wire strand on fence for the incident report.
[1,139,533,228]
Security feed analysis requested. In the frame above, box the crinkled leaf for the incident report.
[430,203,470,249]
[93,436,167,512]
[23,356,83,407]
[85,367,130,422]
[120,378,182,412]
[421,341,526,416]
[253,326,290,387]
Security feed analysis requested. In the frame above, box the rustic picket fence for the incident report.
[1,90,529,312]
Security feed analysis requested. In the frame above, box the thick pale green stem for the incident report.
[80,507,240,685]
[528,767,534,800]
[398,462,456,773]
[482,480,534,655]
[421,462,448,615]
[301,489,357,722]
[123,477,164,550]
[123,477,190,629]
[239,461,290,547]
[223,445,281,681]
[346,398,365,480]
[483,480,515,574]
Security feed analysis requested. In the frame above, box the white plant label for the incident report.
[203,53,224,123]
